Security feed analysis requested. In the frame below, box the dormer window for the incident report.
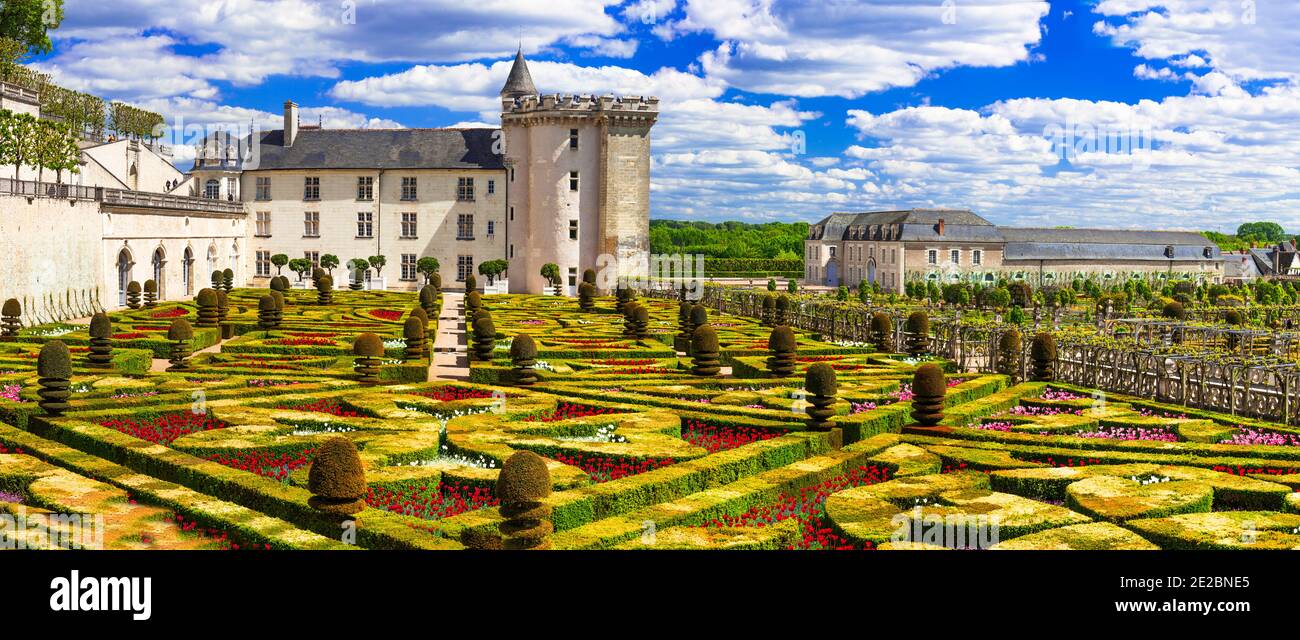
[1164,245,1176,258]
[1203,246,1213,258]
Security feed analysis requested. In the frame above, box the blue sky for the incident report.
[31,0,1300,231]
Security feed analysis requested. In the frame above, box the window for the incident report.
[950,249,960,264]
[304,251,320,272]
[401,177,417,201]
[457,214,474,240]
[487,220,495,237]
[357,212,373,238]
[509,244,514,259]
[568,267,577,287]
[304,211,320,237]
[457,255,474,282]
[927,250,937,264]
[255,251,271,277]
[401,212,417,238]
[569,128,579,149]
[569,171,579,191]
[509,206,514,221]
[972,250,982,265]
[304,177,320,201]
[487,180,495,196]
[255,177,271,201]
[569,219,578,240]
[400,254,417,281]
[255,211,271,237]
[205,179,220,199]
[457,177,475,202]
[510,167,515,182]
[357,176,373,201]
[829,246,836,259]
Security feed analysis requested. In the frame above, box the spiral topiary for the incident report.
[352,333,384,383]
[36,341,72,416]
[615,285,632,315]
[419,285,437,315]
[464,273,477,293]
[316,274,334,305]
[216,290,232,339]
[221,268,234,292]
[268,290,285,323]
[761,293,775,326]
[766,325,797,377]
[408,307,431,359]
[1,298,20,339]
[307,437,367,515]
[630,304,650,340]
[403,316,425,361]
[166,319,193,371]
[1030,333,1056,382]
[996,328,1022,381]
[257,295,279,330]
[211,270,223,290]
[905,311,929,356]
[465,290,482,317]
[582,268,597,285]
[143,279,158,308]
[804,363,837,431]
[431,272,442,291]
[496,451,553,549]
[511,334,538,385]
[1162,301,1185,320]
[578,281,596,312]
[621,301,640,338]
[774,294,790,325]
[472,312,496,361]
[690,324,720,376]
[126,280,142,309]
[195,288,219,327]
[87,312,113,368]
[870,312,893,352]
[674,301,693,352]
[909,363,946,426]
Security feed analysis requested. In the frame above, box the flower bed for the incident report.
[99,411,231,446]
[681,418,782,453]
[365,482,498,520]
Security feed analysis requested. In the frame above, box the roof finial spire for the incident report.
[500,44,537,99]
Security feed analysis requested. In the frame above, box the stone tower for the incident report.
[500,50,659,294]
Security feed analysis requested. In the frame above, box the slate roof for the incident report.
[500,49,538,98]
[222,128,505,172]
[1000,227,1220,262]
[810,209,1002,243]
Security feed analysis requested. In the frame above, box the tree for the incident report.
[540,263,562,296]
[367,255,386,277]
[0,110,38,180]
[1237,222,1287,244]
[288,258,311,281]
[478,259,507,286]
[320,254,340,277]
[0,0,63,57]
[416,257,440,284]
[270,254,289,275]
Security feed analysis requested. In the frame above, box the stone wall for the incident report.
[0,194,104,324]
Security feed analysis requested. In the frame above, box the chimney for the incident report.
[284,100,299,147]
[937,218,945,236]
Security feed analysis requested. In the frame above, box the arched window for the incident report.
[182,247,194,295]
[152,248,166,301]
[228,241,239,286]
[116,249,133,307]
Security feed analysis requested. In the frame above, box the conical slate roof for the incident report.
[500,48,537,98]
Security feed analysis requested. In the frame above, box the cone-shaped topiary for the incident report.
[316,275,334,305]
[630,304,650,340]
[804,363,837,431]
[496,450,553,549]
[221,268,234,292]
[690,324,721,376]
[143,279,158,308]
[126,280,142,309]
[402,316,425,361]
[905,311,929,356]
[431,272,442,291]
[307,437,367,515]
[471,313,496,361]
[615,285,632,315]
[268,290,285,323]
[511,334,538,385]
[1030,333,1056,382]
[870,312,893,352]
[761,293,775,326]
[766,325,797,377]
[211,270,223,290]
[774,294,790,325]
[1163,301,1185,320]
[582,268,597,285]
[464,273,477,292]
[675,301,693,352]
[195,288,219,327]
[578,281,596,312]
[409,307,431,359]
[36,340,72,416]
[166,319,193,371]
[352,333,384,383]
[621,302,640,338]
[87,312,113,368]
[215,290,231,339]
[996,328,1022,381]
[465,290,482,317]
[257,295,279,330]
[909,363,946,426]
[0,298,20,339]
[419,285,437,315]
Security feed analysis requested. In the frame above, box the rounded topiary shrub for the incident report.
[774,294,790,325]
[353,332,384,383]
[195,288,220,327]
[496,450,553,550]
[87,312,113,368]
[766,325,797,377]
[143,279,158,307]
[1,298,20,338]
[870,312,893,352]
[910,363,946,426]
[258,295,279,330]
[630,304,650,340]
[905,311,929,356]
[36,340,72,416]
[511,334,538,385]
[465,290,482,316]
[167,319,194,371]
[996,328,1022,381]
[803,363,837,432]
[316,275,334,305]
[1030,333,1056,382]
[270,276,288,292]
[221,268,234,292]
[403,316,425,361]
[419,285,437,314]
[1162,301,1185,320]
[690,325,720,376]
[126,281,142,309]
[307,437,367,515]
[471,313,496,361]
[578,281,596,312]
[761,293,776,326]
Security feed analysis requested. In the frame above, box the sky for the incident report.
[28,0,1300,232]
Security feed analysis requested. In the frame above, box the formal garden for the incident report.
[2,270,1300,551]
